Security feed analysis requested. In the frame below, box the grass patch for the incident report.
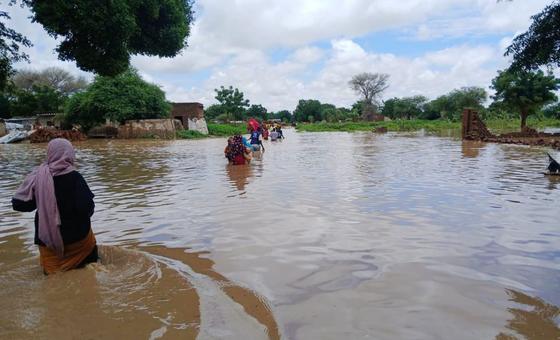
[484,118,560,133]
[176,130,207,139]
[295,120,459,132]
[295,118,560,133]
[176,123,247,139]
[207,123,246,136]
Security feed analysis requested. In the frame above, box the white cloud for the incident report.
[161,39,507,111]
[3,0,555,112]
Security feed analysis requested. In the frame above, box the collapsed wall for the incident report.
[461,109,495,140]
[29,128,86,143]
[117,119,177,139]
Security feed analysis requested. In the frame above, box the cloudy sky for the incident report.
[7,0,554,111]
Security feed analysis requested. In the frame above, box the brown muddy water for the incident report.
[1,129,559,339]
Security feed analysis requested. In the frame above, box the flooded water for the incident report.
[1,129,559,339]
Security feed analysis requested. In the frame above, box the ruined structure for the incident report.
[462,109,560,150]
[461,109,494,140]
[36,113,59,128]
[117,119,178,139]
[171,102,208,134]
[29,128,86,143]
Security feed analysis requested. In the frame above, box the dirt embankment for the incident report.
[462,109,560,150]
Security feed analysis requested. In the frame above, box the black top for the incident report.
[12,171,95,246]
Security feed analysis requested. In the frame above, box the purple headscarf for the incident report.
[13,138,76,257]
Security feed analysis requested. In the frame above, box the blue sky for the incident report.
[7,0,554,111]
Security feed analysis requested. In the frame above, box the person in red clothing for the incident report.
[224,135,252,165]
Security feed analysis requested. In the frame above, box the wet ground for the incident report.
[1,129,559,339]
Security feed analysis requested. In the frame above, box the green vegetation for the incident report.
[0,8,31,91]
[1,0,193,88]
[176,123,247,140]
[506,1,560,70]
[296,120,458,133]
[205,86,250,121]
[424,87,487,121]
[485,118,560,132]
[64,68,170,131]
[0,67,87,118]
[491,69,559,129]
[296,118,560,133]
[207,123,246,136]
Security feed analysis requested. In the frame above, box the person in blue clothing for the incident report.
[249,127,265,152]
[242,136,252,149]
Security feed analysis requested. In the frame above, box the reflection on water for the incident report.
[226,164,253,193]
[1,130,560,339]
[497,289,560,340]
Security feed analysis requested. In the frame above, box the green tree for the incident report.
[204,103,225,120]
[5,84,66,116]
[246,104,268,120]
[351,100,364,118]
[293,99,322,122]
[491,69,560,129]
[64,68,171,131]
[319,103,336,121]
[505,1,560,69]
[272,110,292,122]
[16,0,193,76]
[0,7,31,91]
[214,86,249,121]
[382,96,428,120]
[424,87,487,121]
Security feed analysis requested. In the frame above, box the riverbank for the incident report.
[294,118,560,133]
[175,119,560,139]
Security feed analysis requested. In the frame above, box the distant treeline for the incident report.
[204,84,560,124]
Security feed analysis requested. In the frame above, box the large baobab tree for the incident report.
[349,72,390,119]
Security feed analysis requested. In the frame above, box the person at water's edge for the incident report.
[11,138,98,275]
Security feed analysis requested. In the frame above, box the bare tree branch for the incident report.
[349,72,390,106]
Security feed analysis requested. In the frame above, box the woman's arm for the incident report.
[12,197,37,212]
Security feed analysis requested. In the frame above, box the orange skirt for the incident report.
[39,229,97,275]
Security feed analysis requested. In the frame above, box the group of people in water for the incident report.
[10,119,285,275]
[224,120,285,166]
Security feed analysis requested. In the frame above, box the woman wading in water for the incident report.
[12,138,98,274]
[225,135,252,165]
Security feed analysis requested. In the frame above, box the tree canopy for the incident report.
[505,1,560,69]
[0,7,31,91]
[213,86,250,121]
[1,0,193,84]
[293,99,322,122]
[423,87,487,121]
[64,68,171,131]
[382,96,428,120]
[0,67,87,117]
[246,104,268,121]
[491,69,559,129]
[270,110,293,123]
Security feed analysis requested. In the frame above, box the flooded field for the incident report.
[1,129,559,339]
